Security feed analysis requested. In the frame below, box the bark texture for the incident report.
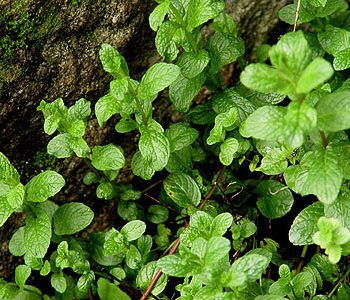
[0,0,287,280]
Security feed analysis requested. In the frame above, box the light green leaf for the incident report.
[137,62,180,99]
[95,94,120,127]
[155,21,181,61]
[296,58,334,94]
[317,91,350,132]
[51,273,67,293]
[91,144,125,171]
[269,31,312,78]
[120,220,146,242]
[324,190,350,229]
[15,265,31,290]
[25,171,65,203]
[240,106,285,141]
[25,208,52,258]
[149,0,170,31]
[9,227,26,256]
[256,180,294,219]
[67,98,91,122]
[53,202,94,235]
[232,254,268,282]
[334,48,350,70]
[177,50,210,78]
[157,255,194,277]
[219,138,239,165]
[0,183,25,227]
[97,278,131,300]
[96,181,115,200]
[40,260,51,276]
[68,136,90,158]
[169,72,206,112]
[125,245,142,269]
[163,173,201,207]
[165,123,199,152]
[186,0,225,30]
[181,211,213,245]
[131,151,155,180]
[204,236,231,265]
[318,25,350,56]
[282,101,317,148]
[289,202,324,245]
[0,152,20,186]
[139,128,170,171]
[99,44,128,78]
[115,117,137,133]
[240,64,292,95]
[47,134,73,158]
[211,212,233,236]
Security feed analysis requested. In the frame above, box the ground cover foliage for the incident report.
[1,0,350,299]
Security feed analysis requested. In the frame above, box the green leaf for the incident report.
[0,152,20,186]
[204,236,231,265]
[165,123,199,152]
[334,48,350,70]
[99,44,128,78]
[169,72,206,112]
[147,205,169,224]
[24,208,52,258]
[95,94,120,127]
[96,181,115,200]
[157,255,195,277]
[232,254,268,282]
[317,91,350,132]
[115,117,137,133]
[139,128,170,171]
[126,244,142,269]
[219,138,239,165]
[67,98,91,122]
[207,32,244,73]
[296,58,334,94]
[15,265,31,290]
[240,63,291,95]
[136,261,167,295]
[181,211,213,245]
[131,151,155,180]
[47,133,73,158]
[240,106,285,141]
[120,220,146,242]
[282,101,317,148]
[0,183,25,227]
[324,190,350,229]
[318,25,350,56]
[155,21,181,61]
[103,228,127,256]
[97,278,131,300]
[163,173,201,207]
[110,268,126,281]
[25,171,65,203]
[51,273,67,293]
[270,31,312,77]
[91,144,125,171]
[289,202,324,245]
[285,146,343,204]
[137,62,180,99]
[256,180,294,219]
[211,212,233,236]
[53,203,94,235]
[149,0,170,31]
[177,50,210,78]
[40,260,51,276]
[186,0,225,30]
[9,227,26,256]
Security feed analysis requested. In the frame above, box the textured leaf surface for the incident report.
[91,144,125,171]
[25,209,52,258]
[163,173,201,208]
[165,123,199,152]
[25,171,65,203]
[121,220,146,242]
[256,180,294,219]
[54,203,94,235]
[289,202,324,245]
[138,63,180,99]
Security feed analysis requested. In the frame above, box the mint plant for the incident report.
[2,0,350,299]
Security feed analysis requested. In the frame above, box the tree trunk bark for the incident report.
[0,0,287,280]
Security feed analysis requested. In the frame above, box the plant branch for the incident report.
[328,268,350,297]
[293,0,301,32]
[320,130,328,149]
[140,166,226,299]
